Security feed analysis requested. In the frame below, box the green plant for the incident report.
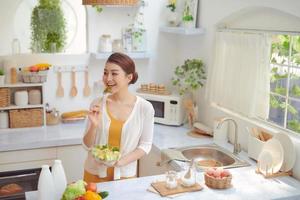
[92,5,103,13]
[167,0,176,12]
[172,59,206,95]
[30,0,66,53]
[0,69,4,76]
[182,2,193,22]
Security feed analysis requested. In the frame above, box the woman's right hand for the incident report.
[88,104,102,128]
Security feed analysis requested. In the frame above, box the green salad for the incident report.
[91,145,120,162]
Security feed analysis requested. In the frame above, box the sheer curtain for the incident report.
[206,31,272,119]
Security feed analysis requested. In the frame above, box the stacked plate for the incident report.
[258,132,296,174]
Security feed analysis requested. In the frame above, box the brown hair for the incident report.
[106,52,138,84]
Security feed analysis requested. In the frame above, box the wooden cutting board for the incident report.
[151,180,202,197]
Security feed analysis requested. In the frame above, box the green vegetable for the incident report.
[99,191,109,199]
[61,180,86,200]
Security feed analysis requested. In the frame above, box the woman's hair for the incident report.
[106,52,138,84]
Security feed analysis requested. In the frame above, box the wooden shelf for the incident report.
[0,83,43,88]
[93,52,150,60]
[0,104,44,111]
[160,27,205,35]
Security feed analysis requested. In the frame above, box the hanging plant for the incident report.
[30,0,67,53]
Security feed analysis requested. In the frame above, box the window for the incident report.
[269,35,300,134]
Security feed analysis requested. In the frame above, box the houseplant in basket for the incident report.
[0,69,5,85]
[171,59,206,127]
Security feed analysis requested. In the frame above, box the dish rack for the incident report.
[256,162,292,178]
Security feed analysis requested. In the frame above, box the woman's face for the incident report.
[102,62,132,93]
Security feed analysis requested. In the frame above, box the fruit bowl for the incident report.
[91,145,120,167]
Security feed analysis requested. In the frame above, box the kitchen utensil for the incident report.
[259,138,284,174]
[70,71,77,97]
[274,132,296,172]
[151,180,202,197]
[10,68,17,84]
[184,159,194,179]
[56,71,64,97]
[14,90,28,106]
[258,150,273,176]
[83,70,91,97]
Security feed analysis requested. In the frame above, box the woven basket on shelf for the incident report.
[9,108,44,128]
[204,173,232,189]
[82,0,138,5]
[0,88,10,107]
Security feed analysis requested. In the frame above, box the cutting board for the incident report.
[151,180,202,197]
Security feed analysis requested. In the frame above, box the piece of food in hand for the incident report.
[61,180,86,200]
[85,182,97,192]
[61,110,89,119]
[103,86,112,94]
[84,191,102,200]
[92,145,120,163]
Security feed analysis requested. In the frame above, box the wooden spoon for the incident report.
[56,71,64,97]
[83,70,91,97]
[70,71,78,97]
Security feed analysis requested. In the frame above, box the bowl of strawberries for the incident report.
[204,167,232,189]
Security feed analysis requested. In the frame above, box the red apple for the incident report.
[29,66,39,72]
[85,182,97,192]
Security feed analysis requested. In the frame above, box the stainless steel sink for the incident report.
[174,144,250,170]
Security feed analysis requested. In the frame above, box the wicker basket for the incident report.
[9,108,44,128]
[0,88,10,107]
[82,0,138,5]
[204,173,232,189]
[21,71,48,83]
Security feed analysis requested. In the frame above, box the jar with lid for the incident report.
[165,170,178,189]
[99,34,112,53]
[29,89,42,105]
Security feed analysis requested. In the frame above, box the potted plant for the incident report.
[0,69,5,85]
[182,1,194,28]
[30,0,66,53]
[172,59,206,126]
[166,0,180,27]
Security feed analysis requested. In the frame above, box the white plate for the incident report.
[258,150,273,175]
[274,132,296,172]
[260,138,284,174]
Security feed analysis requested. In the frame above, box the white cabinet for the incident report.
[0,83,46,129]
[0,145,87,183]
[57,145,87,183]
[139,145,173,177]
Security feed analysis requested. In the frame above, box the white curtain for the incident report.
[206,31,272,119]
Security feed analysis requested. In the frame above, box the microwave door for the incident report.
[148,100,164,119]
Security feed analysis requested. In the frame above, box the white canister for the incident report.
[99,34,112,53]
[15,90,28,106]
[0,111,9,129]
[29,89,42,105]
[213,118,228,145]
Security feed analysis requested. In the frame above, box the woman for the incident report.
[82,52,154,183]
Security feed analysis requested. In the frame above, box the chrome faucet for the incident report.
[216,117,241,154]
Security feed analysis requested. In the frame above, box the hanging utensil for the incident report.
[56,71,64,97]
[70,70,78,97]
[83,70,91,97]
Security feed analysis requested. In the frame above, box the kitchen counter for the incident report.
[26,165,300,200]
[0,123,206,152]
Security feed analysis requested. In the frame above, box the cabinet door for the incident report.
[139,145,174,177]
[57,145,87,183]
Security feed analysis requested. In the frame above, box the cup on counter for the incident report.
[165,170,178,189]
[14,90,28,106]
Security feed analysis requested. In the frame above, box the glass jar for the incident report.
[112,39,123,52]
[165,170,178,189]
[99,34,112,53]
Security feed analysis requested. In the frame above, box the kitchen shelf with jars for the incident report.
[0,82,46,130]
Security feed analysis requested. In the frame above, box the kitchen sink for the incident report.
[173,144,250,170]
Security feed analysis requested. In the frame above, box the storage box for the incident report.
[247,128,273,161]
[0,88,10,107]
[9,108,44,128]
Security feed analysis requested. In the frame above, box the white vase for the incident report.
[0,75,5,85]
[52,160,67,200]
[167,11,180,27]
[38,165,56,200]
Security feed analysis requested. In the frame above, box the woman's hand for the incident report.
[88,104,102,128]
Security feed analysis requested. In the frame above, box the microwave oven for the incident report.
[138,93,184,126]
